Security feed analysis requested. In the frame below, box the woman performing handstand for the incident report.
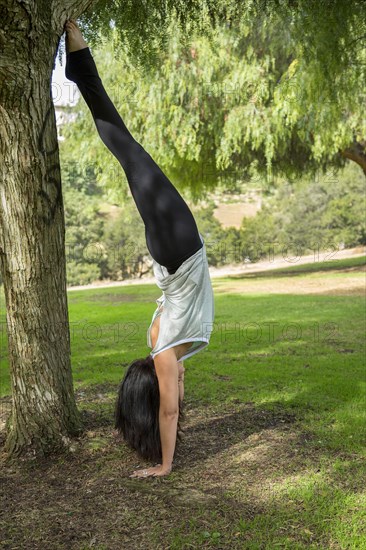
[64,20,215,478]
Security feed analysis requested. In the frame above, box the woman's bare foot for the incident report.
[64,19,88,54]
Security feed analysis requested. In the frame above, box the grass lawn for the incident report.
[0,255,365,549]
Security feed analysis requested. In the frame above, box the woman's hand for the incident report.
[129,464,172,478]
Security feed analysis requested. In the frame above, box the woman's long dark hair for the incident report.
[114,354,185,462]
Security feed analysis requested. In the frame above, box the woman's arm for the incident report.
[153,350,180,472]
[129,351,182,478]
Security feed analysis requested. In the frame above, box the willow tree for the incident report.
[61,0,366,208]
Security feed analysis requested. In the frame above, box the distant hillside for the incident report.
[214,200,260,228]
[195,188,263,229]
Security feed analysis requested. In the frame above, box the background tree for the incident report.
[62,160,106,286]
[101,200,151,280]
[61,1,366,209]
[239,162,366,261]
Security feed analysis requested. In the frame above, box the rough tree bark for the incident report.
[0,0,97,457]
[341,139,366,177]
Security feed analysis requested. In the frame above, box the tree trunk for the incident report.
[0,0,95,458]
[341,139,366,177]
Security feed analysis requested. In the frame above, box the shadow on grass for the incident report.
[1,384,364,549]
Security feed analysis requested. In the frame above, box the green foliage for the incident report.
[61,157,106,286]
[193,203,227,266]
[74,0,243,71]
[214,4,366,182]
[101,200,151,279]
[66,261,101,287]
[240,162,366,261]
[60,151,152,283]
[60,3,366,204]
[71,0,366,84]
[323,195,366,247]
[240,208,279,262]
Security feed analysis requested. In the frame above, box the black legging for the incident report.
[65,47,203,274]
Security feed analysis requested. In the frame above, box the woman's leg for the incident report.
[65,47,202,273]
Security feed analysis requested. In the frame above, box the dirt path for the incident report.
[67,246,366,292]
